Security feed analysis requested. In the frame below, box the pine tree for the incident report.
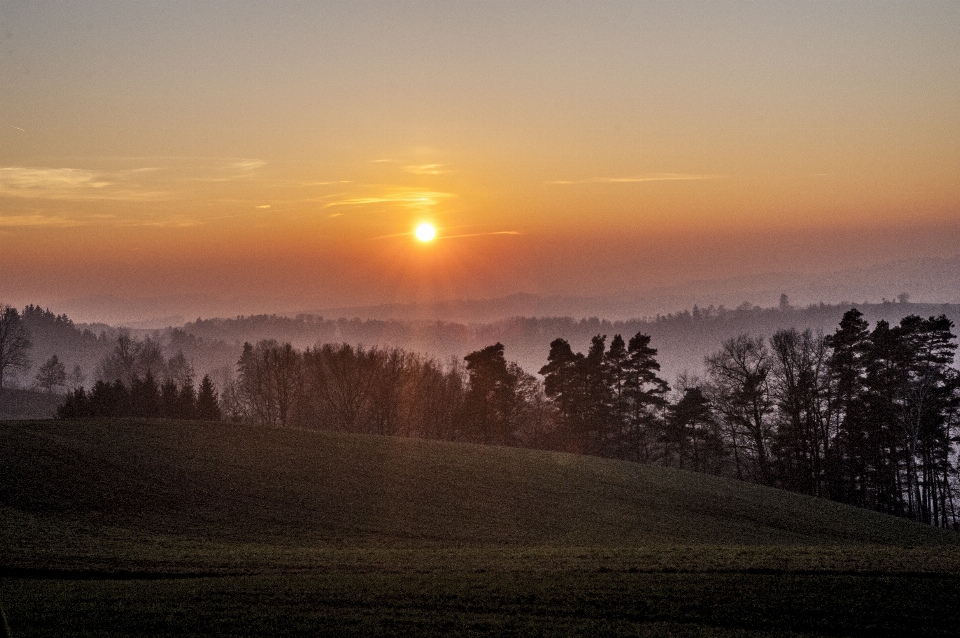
[196,375,223,421]
[623,332,669,462]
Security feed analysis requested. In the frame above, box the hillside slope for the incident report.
[3,419,956,552]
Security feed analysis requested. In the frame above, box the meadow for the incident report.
[3,419,960,636]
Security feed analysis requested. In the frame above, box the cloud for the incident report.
[0,167,111,192]
[0,166,167,201]
[404,164,451,175]
[324,189,454,210]
[549,173,724,185]
[0,213,85,228]
[442,231,521,239]
[0,158,271,201]
[226,160,267,171]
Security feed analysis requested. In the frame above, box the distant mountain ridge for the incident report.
[315,254,960,323]
[46,253,960,327]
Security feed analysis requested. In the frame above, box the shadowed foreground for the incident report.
[2,419,959,636]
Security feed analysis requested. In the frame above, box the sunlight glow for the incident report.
[415,223,437,242]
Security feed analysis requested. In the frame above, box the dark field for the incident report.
[3,419,960,636]
[6,570,960,637]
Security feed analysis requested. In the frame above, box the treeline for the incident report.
[222,309,959,528]
[701,310,959,527]
[56,374,222,421]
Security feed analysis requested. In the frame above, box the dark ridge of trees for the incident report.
[56,374,221,421]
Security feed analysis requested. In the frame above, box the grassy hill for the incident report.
[0,389,62,420]
[4,418,960,637]
[3,418,956,553]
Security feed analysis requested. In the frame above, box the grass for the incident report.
[2,418,960,636]
[4,571,960,637]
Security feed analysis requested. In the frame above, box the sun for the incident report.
[415,223,436,242]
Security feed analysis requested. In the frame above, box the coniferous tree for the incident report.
[664,384,724,473]
[177,377,198,419]
[196,375,223,421]
[540,338,589,453]
[160,377,180,418]
[129,373,161,418]
[824,308,872,503]
[605,334,630,446]
[56,387,91,418]
[622,332,670,462]
[463,343,519,445]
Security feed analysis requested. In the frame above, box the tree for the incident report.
[236,340,302,426]
[705,335,774,484]
[768,328,832,496]
[463,343,519,445]
[130,372,161,418]
[622,332,670,462]
[581,335,614,455]
[196,375,223,421]
[0,304,31,390]
[664,382,724,473]
[824,308,871,502]
[539,338,589,452]
[35,354,67,393]
[69,364,85,389]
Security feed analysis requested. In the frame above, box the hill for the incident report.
[3,419,955,559]
[0,388,63,420]
[5,419,960,637]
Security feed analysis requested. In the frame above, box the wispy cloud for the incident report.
[0,167,111,192]
[549,173,724,185]
[442,231,521,239]
[227,160,267,171]
[0,166,167,201]
[404,164,451,175]
[324,189,454,210]
[0,158,270,201]
[0,213,86,228]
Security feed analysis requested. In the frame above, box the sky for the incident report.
[2,1,959,316]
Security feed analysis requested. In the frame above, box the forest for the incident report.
[2,300,958,527]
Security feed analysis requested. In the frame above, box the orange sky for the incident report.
[2,2,959,315]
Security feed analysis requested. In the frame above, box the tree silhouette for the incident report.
[0,304,31,390]
[464,343,519,445]
[196,375,223,421]
[622,332,670,462]
[35,354,67,393]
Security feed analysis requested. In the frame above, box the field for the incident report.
[3,419,960,636]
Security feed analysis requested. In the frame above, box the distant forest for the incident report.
[2,297,958,396]
[2,298,959,527]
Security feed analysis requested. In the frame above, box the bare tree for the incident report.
[705,334,775,484]
[35,354,67,393]
[0,304,31,390]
